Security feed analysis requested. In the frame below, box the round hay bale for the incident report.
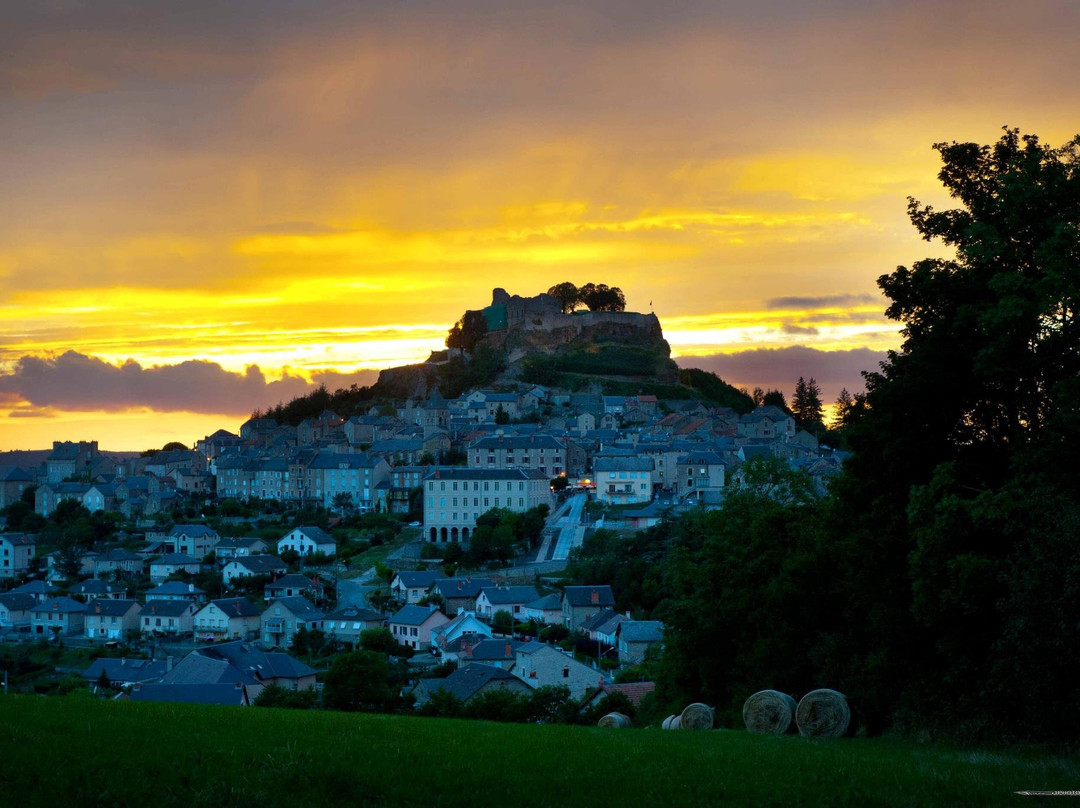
[742,690,798,735]
[661,714,681,730]
[679,702,714,730]
[795,689,850,738]
[597,712,632,729]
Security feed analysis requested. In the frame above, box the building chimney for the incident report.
[590,590,599,604]
[166,656,174,672]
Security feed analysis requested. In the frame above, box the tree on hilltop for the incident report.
[547,282,579,313]
[578,283,626,312]
[445,310,488,354]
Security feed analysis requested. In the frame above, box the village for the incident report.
[0,378,842,715]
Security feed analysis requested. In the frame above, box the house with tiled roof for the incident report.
[140,599,197,637]
[0,592,37,632]
[194,597,263,641]
[430,577,496,615]
[167,524,220,558]
[11,579,60,603]
[561,585,616,631]
[30,597,87,637]
[389,570,440,605]
[222,554,288,585]
[0,465,34,509]
[213,537,268,563]
[413,663,533,707]
[322,605,385,645]
[82,657,167,688]
[475,585,540,622]
[69,579,128,600]
[0,533,35,579]
[389,604,450,651]
[145,581,206,604]
[512,641,605,700]
[592,456,653,505]
[523,593,563,625]
[93,548,145,577]
[277,526,336,558]
[261,596,324,648]
[149,553,200,583]
[616,620,665,665]
[84,598,141,640]
[429,612,491,654]
[264,573,315,601]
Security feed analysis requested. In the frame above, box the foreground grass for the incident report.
[2,695,1076,807]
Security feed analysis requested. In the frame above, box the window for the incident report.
[562,667,569,679]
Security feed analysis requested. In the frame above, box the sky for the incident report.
[1,0,1077,450]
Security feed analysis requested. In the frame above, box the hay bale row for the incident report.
[795,689,850,738]
[597,712,632,729]
[742,690,798,735]
[661,715,681,730]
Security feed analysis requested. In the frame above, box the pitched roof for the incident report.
[323,605,384,623]
[562,585,616,608]
[285,526,334,545]
[205,598,262,618]
[266,574,314,590]
[82,657,166,684]
[432,577,496,599]
[197,640,317,680]
[267,596,324,620]
[390,604,446,626]
[593,456,653,473]
[617,620,665,643]
[579,608,626,634]
[228,555,287,574]
[424,663,529,702]
[169,524,218,538]
[393,570,440,589]
[479,585,540,605]
[0,533,34,547]
[0,592,38,612]
[141,600,195,617]
[30,597,87,614]
[85,598,139,617]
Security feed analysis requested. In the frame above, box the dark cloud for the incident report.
[780,323,819,335]
[0,351,321,415]
[678,346,887,402]
[766,293,879,310]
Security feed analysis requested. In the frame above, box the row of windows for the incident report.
[430,480,528,492]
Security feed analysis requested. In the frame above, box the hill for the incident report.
[1,694,1074,807]
[256,288,753,422]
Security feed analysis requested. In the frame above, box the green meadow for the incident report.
[2,695,1076,807]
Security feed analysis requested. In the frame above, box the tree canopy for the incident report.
[544,281,626,312]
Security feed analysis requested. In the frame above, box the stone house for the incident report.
[512,641,605,700]
[561,585,616,632]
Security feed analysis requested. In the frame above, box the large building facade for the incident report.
[423,468,553,544]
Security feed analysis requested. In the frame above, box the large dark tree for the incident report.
[828,128,1080,739]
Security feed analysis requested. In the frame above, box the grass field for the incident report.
[2,694,1076,807]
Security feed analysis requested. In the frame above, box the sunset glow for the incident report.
[2,1,1077,449]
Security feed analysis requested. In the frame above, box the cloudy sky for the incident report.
[1,0,1077,449]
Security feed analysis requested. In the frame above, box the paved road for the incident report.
[539,492,588,562]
